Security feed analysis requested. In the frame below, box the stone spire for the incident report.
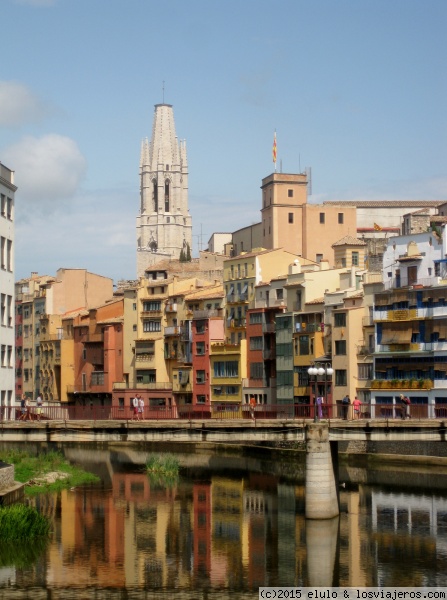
[136,104,192,278]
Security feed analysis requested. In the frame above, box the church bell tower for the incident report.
[136,103,192,278]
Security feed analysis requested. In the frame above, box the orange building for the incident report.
[70,298,124,406]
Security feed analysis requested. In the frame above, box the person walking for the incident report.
[132,395,139,420]
[138,395,145,421]
[342,395,350,420]
[36,394,43,421]
[352,396,362,419]
[24,396,32,421]
[400,394,411,419]
[249,396,256,420]
[19,394,26,420]
[316,396,323,420]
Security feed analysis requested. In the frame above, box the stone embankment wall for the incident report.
[0,463,15,490]
[339,440,447,457]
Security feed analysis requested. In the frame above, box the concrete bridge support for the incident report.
[305,423,340,519]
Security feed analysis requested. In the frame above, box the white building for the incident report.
[136,103,192,278]
[372,228,447,414]
[0,162,16,418]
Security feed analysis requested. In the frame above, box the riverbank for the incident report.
[0,449,100,494]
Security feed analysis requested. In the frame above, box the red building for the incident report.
[71,298,124,406]
[192,315,224,414]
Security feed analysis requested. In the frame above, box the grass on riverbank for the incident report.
[0,449,100,495]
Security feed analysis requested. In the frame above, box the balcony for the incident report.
[193,309,221,319]
[135,353,154,362]
[166,303,177,313]
[141,309,163,317]
[113,381,173,391]
[262,323,275,334]
[376,341,447,353]
[262,348,274,360]
[357,345,374,356]
[79,332,104,343]
[165,326,183,337]
[383,276,439,290]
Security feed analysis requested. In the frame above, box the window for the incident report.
[196,370,206,384]
[197,395,206,404]
[338,213,344,224]
[341,258,347,267]
[288,189,293,198]
[118,397,124,410]
[143,300,161,311]
[334,313,346,327]
[213,361,238,378]
[249,312,262,325]
[298,335,310,356]
[276,288,283,300]
[316,254,323,263]
[143,320,161,332]
[335,340,347,355]
[195,320,206,334]
[319,213,325,224]
[358,364,373,380]
[352,251,359,266]
[249,336,263,350]
[335,370,347,386]
[196,341,206,355]
[288,213,294,223]
[250,362,264,379]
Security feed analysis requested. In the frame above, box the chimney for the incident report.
[319,259,329,271]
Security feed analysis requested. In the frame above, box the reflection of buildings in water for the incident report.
[370,489,447,587]
[242,473,279,589]
[193,482,212,581]
[211,476,244,586]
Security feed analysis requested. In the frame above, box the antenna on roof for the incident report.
[306,166,312,196]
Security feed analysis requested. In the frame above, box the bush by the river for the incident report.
[0,504,50,540]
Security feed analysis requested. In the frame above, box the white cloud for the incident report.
[0,81,48,127]
[3,134,87,210]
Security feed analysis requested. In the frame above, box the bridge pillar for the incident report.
[305,423,339,519]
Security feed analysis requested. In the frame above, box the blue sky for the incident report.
[1,0,446,284]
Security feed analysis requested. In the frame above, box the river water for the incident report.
[0,443,447,599]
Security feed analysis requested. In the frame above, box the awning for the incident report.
[381,325,412,344]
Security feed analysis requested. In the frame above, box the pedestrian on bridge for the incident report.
[342,395,350,420]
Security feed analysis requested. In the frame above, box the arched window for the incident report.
[165,180,170,212]
[152,180,158,212]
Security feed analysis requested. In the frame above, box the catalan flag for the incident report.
[272,131,277,164]
[374,223,382,231]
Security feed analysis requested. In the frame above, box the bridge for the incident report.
[2,418,446,519]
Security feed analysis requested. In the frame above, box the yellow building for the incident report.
[210,339,247,410]
[224,248,305,344]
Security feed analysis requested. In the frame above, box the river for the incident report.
[0,442,446,599]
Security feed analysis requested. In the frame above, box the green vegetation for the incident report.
[0,449,100,495]
[146,453,179,487]
[0,504,50,541]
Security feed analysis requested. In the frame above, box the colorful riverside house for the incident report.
[223,248,306,345]
[191,311,225,417]
[169,282,224,414]
[70,298,124,407]
[372,229,447,418]
[209,339,247,416]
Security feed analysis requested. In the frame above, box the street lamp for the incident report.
[307,362,334,422]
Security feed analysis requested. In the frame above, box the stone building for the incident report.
[137,103,192,278]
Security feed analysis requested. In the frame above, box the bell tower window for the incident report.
[165,180,170,212]
[152,180,158,212]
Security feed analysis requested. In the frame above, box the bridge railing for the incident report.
[3,402,447,422]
